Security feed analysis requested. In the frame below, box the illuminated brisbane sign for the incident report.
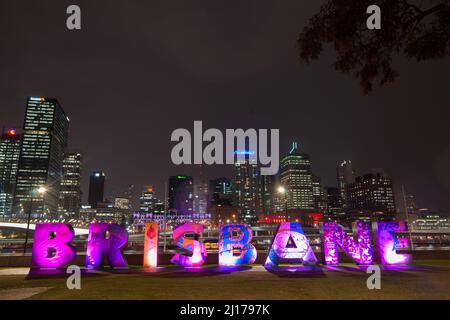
[30,220,412,271]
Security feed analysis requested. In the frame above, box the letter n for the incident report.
[322,221,373,265]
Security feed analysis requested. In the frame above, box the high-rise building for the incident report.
[139,185,159,213]
[233,153,258,225]
[337,160,355,208]
[193,177,209,215]
[0,128,21,218]
[13,97,69,218]
[59,152,82,217]
[168,175,193,215]
[88,171,105,208]
[312,175,327,212]
[209,177,233,206]
[279,142,314,213]
[257,173,275,216]
[326,187,342,214]
[346,169,396,216]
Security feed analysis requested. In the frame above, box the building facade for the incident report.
[13,97,69,218]
[88,171,105,208]
[0,128,21,218]
[233,155,258,225]
[346,169,396,216]
[279,144,314,212]
[168,175,193,215]
[337,160,356,209]
[59,152,82,217]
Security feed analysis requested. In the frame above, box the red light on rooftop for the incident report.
[8,129,16,135]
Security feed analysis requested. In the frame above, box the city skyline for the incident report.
[0,97,447,216]
[1,1,449,212]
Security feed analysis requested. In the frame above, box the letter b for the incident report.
[32,223,76,268]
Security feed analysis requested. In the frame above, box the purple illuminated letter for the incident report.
[375,221,412,265]
[85,223,128,269]
[32,223,76,268]
[322,221,373,265]
[265,222,317,266]
[219,224,257,266]
[171,222,206,267]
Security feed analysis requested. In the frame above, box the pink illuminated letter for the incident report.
[322,221,373,265]
[375,221,412,265]
[171,222,206,267]
[85,223,128,269]
[32,223,76,268]
[219,224,257,266]
[265,222,317,266]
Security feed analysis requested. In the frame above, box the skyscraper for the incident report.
[88,171,105,208]
[209,177,233,206]
[13,97,69,217]
[257,173,275,216]
[168,175,193,215]
[139,185,159,213]
[326,187,342,214]
[0,128,21,218]
[312,174,327,212]
[346,169,396,217]
[233,153,258,225]
[193,177,209,215]
[337,160,356,208]
[59,152,82,217]
[279,142,314,213]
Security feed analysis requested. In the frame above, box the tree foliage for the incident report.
[298,0,450,93]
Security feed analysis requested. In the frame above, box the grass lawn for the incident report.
[0,261,449,300]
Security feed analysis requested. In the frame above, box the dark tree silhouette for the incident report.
[298,0,449,93]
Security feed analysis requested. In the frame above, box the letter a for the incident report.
[366,5,381,30]
[265,222,317,266]
[66,5,81,30]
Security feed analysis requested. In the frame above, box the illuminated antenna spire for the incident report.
[289,141,299,154]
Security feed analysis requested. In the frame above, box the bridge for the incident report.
[0,222,89,236]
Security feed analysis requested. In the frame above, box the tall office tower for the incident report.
[59,152,82,217]
[13,97,69,218]
[139,185,159,213]
[279,142,314,213]
[346,169,396,216]
[337,160,356,208]
[88,171,105,208]
[209,177,233,206]
[233,154,258,225]
[168,175,193,215]
[193,178,209,214]
[312,175,327,212]
[0,128,21,218]
[326,187,342,214]
[257,173,275,216]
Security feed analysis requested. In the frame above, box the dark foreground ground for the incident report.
[0,260,449,300]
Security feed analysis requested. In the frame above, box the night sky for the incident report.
[1,0,449,211]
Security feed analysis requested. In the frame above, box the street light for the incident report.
[277,186,289,222]
[23,186,47,254]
